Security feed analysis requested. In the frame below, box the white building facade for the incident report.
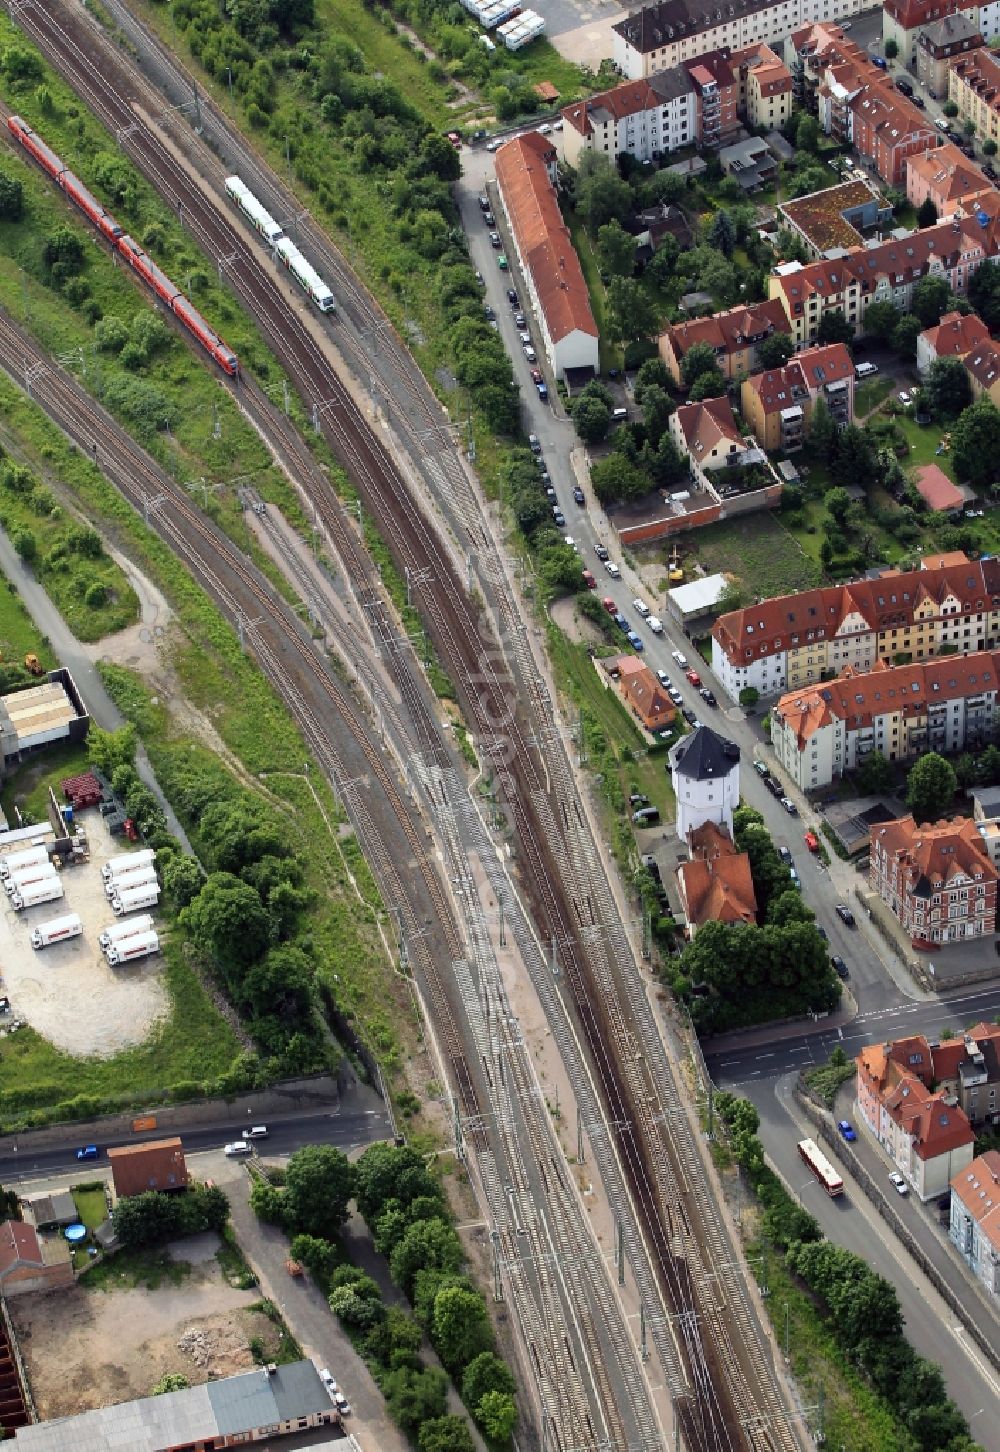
[669,726,741,840]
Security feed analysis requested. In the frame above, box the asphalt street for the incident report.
[0,1105,391,1187]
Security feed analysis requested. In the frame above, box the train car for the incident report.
[118,236,181,304]
[172,295,239,376]
[61,170,124,244]
[7,115,67,184]
[225,175,283,247]
[797,1139,844,1197]
[275,235,336,314]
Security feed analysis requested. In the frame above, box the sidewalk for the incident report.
[701,998,857,1057]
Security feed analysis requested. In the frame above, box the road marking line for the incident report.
[755,1052,775,1059]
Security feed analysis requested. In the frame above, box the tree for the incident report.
[688,368,726,401]
[431,1284,494,1372]
[892,312,923,359]
[13,529,37,563]
[857,749,893,794]
[152,1373,190,1395]
[162,854,203,910]
[943,100,959,117]
[716,578,744,614]
[182,872,271,973]
[355,1143,441,1224]
[952,398,1000,487]
[418,1417,476,1452]
[573,395,611,444]
[825,486,853,527]
[885,37,899,59]
[816,309,854,347]
[476,1390,518,1443]
[681,341,719,389]
[0,171,23,222]
[985,138,998,157]
[638,382,675,445]
[634,357,671,399]
[808,394,836,457]
[964,118,977,137]
[590,453,649,505]
[597,219,636,278]
[911,274,952,328]
[462,1351,516,1409]
[795,113,820,152]
[739,686,759,710]
[864,300,902,342]
[831,425,878,488]
[575,154,632,233]
[917,195,939,229]
[389,1218,464,1298]
[906,752,958,823]
[924,355,972,420]
[607,276,658,345]
[383,1366,449,1435]
[283,1145,354,1239]
[757,331,795,369]
[289,1233,341,1284]
[707,208,736,258]
[969,257,1000,329]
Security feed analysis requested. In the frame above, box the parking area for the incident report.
[1,815,166,1058]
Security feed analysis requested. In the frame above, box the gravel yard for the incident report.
[1,813,167,1058]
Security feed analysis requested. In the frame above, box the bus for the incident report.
[798,1138,844,1197]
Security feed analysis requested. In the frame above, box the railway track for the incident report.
[7,4,800,1446]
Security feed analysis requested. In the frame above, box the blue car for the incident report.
[613,613,629,631]
[627,631,644,651]
[837,1120,856,1142]
[76,1145,98,1161]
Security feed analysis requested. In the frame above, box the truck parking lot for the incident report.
[1,816,167,1059]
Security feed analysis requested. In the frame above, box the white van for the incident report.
[647,616,664,635]
[854,361,878,379]
[242,1125,268,1140]
[223,1141,253,1157]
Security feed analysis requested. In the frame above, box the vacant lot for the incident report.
[11,1233,280,1418]
[685,514,823,600]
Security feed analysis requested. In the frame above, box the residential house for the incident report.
[905,143,994,218]
[668,725,740,840]
[779,178,890,258]
[601,656,676,734]
[856,1039,975,1199]
[0,1221,72,1298]
[711,553,1000,702]
[22,1191,78,1232]
[917,309,992,374]
[669,394,752,477]
[494,133,599,380]
[950,1151,1000,1295]
[107,1137,190,1200]
[612,0,867,81]
[912,461,966,512]
[949,48,1000,150]
[858,1023,1000,1123]
[741,342,855,451]
[917,12,985,97]
[964,342,1000,405]
[738,43,794,129]
[869,813,998,945]
[770,650,1000,788]
[718,135,777,191]
[658,297,790,384]
[882,0,979,69]
[676,820,757,935]
[12,1361,339,1452]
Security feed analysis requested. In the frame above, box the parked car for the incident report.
[483,211,495,226]
[552,507,565,526]
[648,616,663,634]
[602,596,617,615]
[518,330,531,346]
[837,1119,857,1141]
[627,631,644,651]
[895,78,913,95]
[699,688,717,707]
[594,543,610,561]
[831,954,849,980]
[446,129,462,147]
[524,345,537,363]
[483,304,495,321]
[632,805,660,824]
[536,382,548,400]
[668,687,683,705]
[888,1171,909,1196]
[681,707,696,725]
[605,560,621,578]
[515,312,527,327]
[685,668,702,686]
[581,569,597,589]
[76,1144,99,1161]
[898,389,912,406]
[672,650,689,668]
[656,669,670,687]
[835,903,856,927]
[780,797,799,815]
[507,288,519,306]
[529,434,541,453]
[778,846,792,864]
[753,760,770,778]
[632,598,650,617]
[912,94,925,108]
[573,486,585,505]
[489,231,501,248]
[478,194,490,211]
[498,255,508,270]
[629,793,649,807]
[765,777,783,797]
[613,613,629,631]
[804,830,820,853]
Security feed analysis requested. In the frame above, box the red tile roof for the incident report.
[950,48,1000,120]
[914,462,964,512]
[495,135,597,347]
[108,1137,190,1197]
[881,1074,976,1160]
[0,1221,42,1275]
[561,79,662,138]
[674,394,743,455]
[617,659,676,731]
[965,343,1000,394]
[920,311,991,361]
[872,815,997,896]
[714,556,1000,667]
[662,298,788,363]
[906,144,993,207]
[678,822,757,927]
[951,1151,1000,1253]
[884,0,976,31]
[920,549,971,568]
[745,343,853,415]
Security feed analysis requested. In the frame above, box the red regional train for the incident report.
[7,115,239,377]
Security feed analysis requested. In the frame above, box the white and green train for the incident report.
[225,174,336,314]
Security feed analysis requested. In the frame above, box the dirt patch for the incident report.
[550,596,605,648]
[88,547,172,679]
[1,813,168,1058]
[10,1238,279,1418]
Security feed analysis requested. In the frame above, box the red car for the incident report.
[602,596,617,614]
[685,669,702,686]
[530,368,543,384]
[582,569,597,589]
[804,830,820,853]
[446,130,462,148]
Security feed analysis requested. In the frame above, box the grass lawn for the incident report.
[564,209,619,374]
[855,377,893,417]
[0,567,53,667]
[896,413,958,477]
[316,0,458,130]
[0,741,92,824]
[72,1186,109,1232]
[82,1247,192,1292]
[688,513,822,599]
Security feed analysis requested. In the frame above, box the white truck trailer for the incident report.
[101,848,155,884]
[111,883,160,916]
[5,862,57,897]
[0,844,49,881]
[30,913,83,950]
[106,930,159,966]
[104,864,156,900]
[11,877,64,912]
[99,914,154,951]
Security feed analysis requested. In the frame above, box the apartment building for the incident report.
[658,297,790,383]
[905,143,994,219]
[740,341,854,450]
[882,0,979,69]
[964,341,1000,404]
[771,649,1000,789]
[712,553,1000,701]
[916,12,985,98]
[768,198,1000,349]
[612,0,867,81]
[857,1034,977,1200]
[870,813,998,945]
[494,134,599,380]
[949,48,1000,149]
[741,43,795,128]
[559,72,698,168]
[917,308,991,373]
[950,1151,1000,1296]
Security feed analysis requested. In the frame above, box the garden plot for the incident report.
[1,813,167,1058]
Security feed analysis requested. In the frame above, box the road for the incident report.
[0,1105,390,1187]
